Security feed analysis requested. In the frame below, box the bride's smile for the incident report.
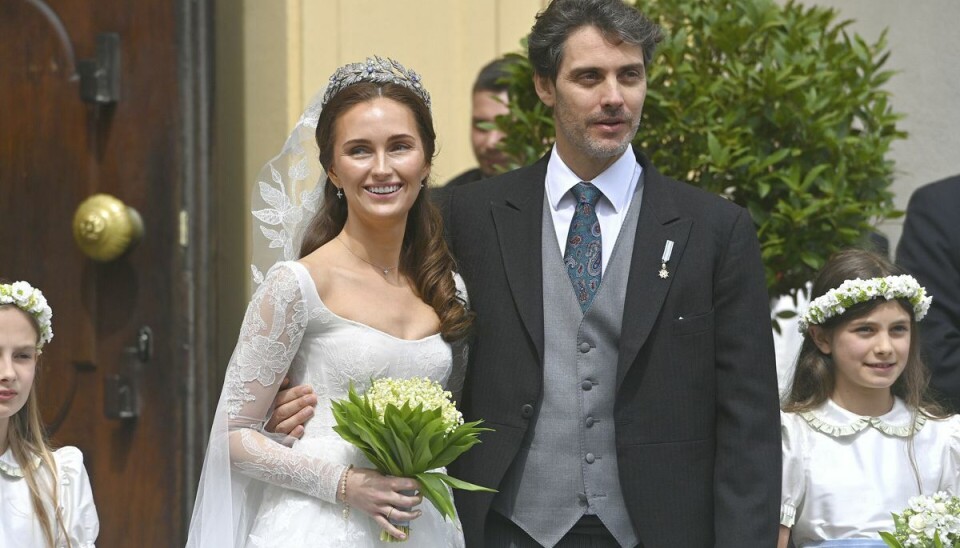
[328,97,430,225]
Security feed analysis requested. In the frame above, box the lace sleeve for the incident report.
[447,272,469,404]
[222,263,346,503]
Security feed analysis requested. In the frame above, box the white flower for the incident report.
[0,281,54,349]
[798,274,932,332]
[887,493,960,546]
[908,514,927,531]
[366,377,463,433]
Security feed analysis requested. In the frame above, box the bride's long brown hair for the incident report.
[298,82,471,341]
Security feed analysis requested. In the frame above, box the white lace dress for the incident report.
[187,261,467,547]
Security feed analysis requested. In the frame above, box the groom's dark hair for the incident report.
[528,0,663,81]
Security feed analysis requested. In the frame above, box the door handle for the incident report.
[72,193,143,261]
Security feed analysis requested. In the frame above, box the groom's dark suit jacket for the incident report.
[443,147,781,547]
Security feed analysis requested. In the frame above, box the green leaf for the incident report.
[878,531,903,548]
[431,472,497,493]
[800,251,821,270]
[427,422,491,469]
[414,472,458,523]
[411,418,445,472]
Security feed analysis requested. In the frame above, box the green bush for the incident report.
[496,0,904,298]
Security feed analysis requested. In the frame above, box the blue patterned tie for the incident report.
[564,182,603,312]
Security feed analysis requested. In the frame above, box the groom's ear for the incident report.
[534,73,556,109]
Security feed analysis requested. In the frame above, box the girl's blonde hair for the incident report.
[783,248,948,419]
[1,303,71,547]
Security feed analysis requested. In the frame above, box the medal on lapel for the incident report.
[659,240,674,279]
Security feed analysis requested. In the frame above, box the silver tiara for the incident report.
[321,56,431,110]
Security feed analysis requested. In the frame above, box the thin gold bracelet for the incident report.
[339,465,354,520]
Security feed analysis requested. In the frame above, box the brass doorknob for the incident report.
[72,194,143,262]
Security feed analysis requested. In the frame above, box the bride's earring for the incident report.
[336,187,343,199]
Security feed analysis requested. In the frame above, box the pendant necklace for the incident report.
[336,236,399,277]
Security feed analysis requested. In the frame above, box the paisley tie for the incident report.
[564,182,603,312]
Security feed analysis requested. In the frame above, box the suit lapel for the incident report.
[491,159,548,365]
[616,154,692,389]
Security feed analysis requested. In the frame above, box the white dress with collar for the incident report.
[0,445,99,547]
[781,398,960,547]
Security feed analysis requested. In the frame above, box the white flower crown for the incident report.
[0,281,54,349]
[797,274,932,333]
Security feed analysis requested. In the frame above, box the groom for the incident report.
[272,0,781,544]
[439,0,780,546]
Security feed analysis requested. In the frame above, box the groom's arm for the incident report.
[712,208,781,545]
[264,378,317,438]
[266,184,461,440]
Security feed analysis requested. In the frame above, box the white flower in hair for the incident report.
[0,280,54,349]
[798,274,932,333]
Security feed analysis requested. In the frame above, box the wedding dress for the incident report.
[187,261,467,547]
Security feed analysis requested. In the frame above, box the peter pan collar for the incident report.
[799,397,926,438]
[0,447,40,479]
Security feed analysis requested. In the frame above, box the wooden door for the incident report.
[0,1,210,545]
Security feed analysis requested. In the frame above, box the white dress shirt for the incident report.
[545,145,643,273]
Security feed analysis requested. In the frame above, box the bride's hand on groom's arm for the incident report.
[266,377,317,439]
[342,468,423,541]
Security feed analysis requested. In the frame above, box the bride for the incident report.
[186,58,472,547]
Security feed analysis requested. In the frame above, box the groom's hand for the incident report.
[266,377,317,439]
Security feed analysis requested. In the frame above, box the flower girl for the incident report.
[778,249,960,547]
[0,281,99,547]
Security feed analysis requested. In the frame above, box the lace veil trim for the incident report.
[249,95,324,289]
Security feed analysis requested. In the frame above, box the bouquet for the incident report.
[881,492,960,548]
[331,377,495,542]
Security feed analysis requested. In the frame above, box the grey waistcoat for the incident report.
[491,177,644,547]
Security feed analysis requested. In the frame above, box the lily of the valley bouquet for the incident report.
[881,492,960,548]
[331,377,495,542]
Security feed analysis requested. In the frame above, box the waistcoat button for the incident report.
[585,416,595,427]
[581,380,592,391]
[578,342,591,353]
[520,404,534,418]
[585,453,595,464]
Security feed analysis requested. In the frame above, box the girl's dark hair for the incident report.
[297,82,471,341]
[783,248,947,418]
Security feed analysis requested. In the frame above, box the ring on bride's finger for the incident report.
[386,507,395,520]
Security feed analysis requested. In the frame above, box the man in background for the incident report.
[897,174,960,412]
[439,58,513,192]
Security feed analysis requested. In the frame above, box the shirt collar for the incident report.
[546,145,640,213]
[799,397,926,439]
[0,447,25,478]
